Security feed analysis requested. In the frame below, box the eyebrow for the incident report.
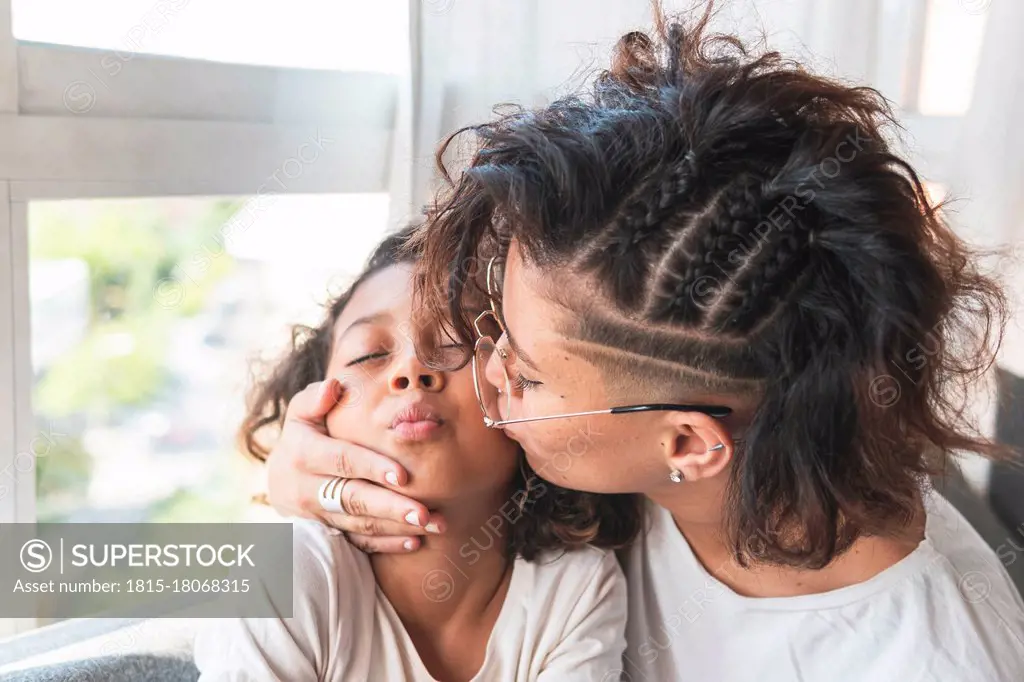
[493,296,544,372]
[335,312,391,345]
[500,316,542,374]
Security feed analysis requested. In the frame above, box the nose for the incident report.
[389,352,445,394]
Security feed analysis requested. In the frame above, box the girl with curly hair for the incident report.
[194,226,642,681]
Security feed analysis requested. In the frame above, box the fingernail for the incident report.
[405,511,423,526]
[403,539,416,551]
[425,522,442,534]
[385,472,400,486]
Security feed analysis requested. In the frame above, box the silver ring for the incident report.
[317,477,351,514]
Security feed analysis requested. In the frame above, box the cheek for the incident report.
[515,420,600,487]
[325,403,360,440]
[513,416,663,492]
[323,375,381,439]
[504,420,576,461]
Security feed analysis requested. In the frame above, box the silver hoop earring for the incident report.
[669,468,685,484]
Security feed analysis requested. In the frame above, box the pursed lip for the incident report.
[390,402,445,441]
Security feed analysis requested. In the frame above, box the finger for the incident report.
[347,533,422,554]
[287,378,343,424]
[301,434,409,487]
[320,511,446,536]
[325,515,430,537]
[337,478,445,530]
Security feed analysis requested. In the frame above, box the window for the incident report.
[1,0,403,638]
[28,194,389,524]
[12,0,407,72]
[917,0,988,116]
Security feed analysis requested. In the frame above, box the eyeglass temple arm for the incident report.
[611,404,732,419]
[488,408,614,426]
[488,403,732,427]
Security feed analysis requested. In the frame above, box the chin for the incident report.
[395,485,454,508]
[401,478,504,509]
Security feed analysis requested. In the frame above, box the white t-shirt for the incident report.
[620,491,1024,681]
[194,520,627,682]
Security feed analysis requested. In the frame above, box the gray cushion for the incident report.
[991,367,1024,533]
[0,654,198,682]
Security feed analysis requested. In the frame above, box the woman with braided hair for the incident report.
[260,6,1024,680]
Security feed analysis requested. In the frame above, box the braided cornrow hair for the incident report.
[411,4,1010,568]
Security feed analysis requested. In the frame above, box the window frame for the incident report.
[0,0,423,636]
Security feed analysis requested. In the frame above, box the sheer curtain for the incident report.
[948,0,1024,377]
[389,0,882,220]
[389,0,652,222]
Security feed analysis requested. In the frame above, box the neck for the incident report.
[370,488,514,632]
[647,481,925,598]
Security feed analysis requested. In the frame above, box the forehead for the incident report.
[503,241,547,311]
[502,243,573,348]
[502,243,611,396]
[335,264,413,330]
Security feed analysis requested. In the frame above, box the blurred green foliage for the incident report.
[148,444,255,523]
[30,198,246,515]
[31,198,242,418]
[31,198,241,322]
[34,315,169,417]
[35,435,93,523]
[148,482,250,524]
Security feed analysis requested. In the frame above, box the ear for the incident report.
[659,411,735,482]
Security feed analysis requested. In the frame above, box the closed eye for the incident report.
[346,351,390,367]
[433,342,469,368]
[511,372,541,391]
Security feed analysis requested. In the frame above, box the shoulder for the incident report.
[902,492,1024,677]
[509,548,628,676]
[290,519,376,608]
[517,546,626,614]
[290,520,378,665]
[525,545,624,582]
[193,521,377,680]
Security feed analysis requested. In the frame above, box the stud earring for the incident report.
[669,468,685,483]
[707,443,725,452]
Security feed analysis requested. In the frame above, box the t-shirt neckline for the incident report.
[650,501,941,612]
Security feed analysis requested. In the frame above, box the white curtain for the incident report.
[390,0,652,223]
[948,0,1024,376]
[389,0,882,222]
